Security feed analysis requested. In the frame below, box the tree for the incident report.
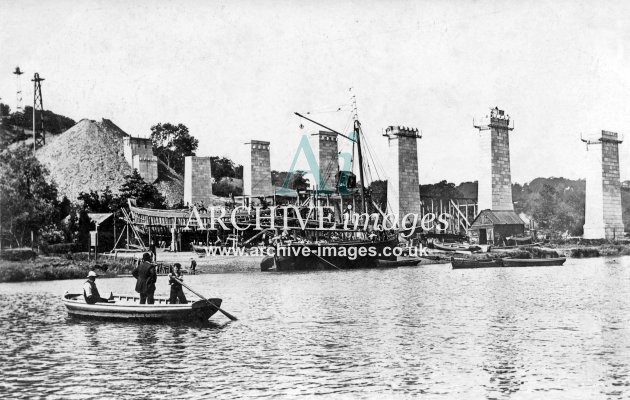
[420,180,463,199]
[115,170,166,210]
[210,156,242,180]
[78,187,115,213]
[0,147,59,246]
[0,103,10,117]
[271,170,310,191]
[150,123,198,173]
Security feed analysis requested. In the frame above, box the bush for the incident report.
[40,243,77,255]
[0,248,37,261]
[39,224,65,244]
[569,248,600,258]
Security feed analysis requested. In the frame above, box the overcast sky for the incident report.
[2,0,630,185]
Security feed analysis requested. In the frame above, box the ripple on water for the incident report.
[0,258,629,398]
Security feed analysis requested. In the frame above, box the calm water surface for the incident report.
[1,257,629,399]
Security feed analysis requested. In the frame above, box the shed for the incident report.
[468,210,525,245]
[88,213,114,253]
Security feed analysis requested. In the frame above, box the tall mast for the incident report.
[354,118,367,212]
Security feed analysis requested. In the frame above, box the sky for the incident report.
[2,0,630,185]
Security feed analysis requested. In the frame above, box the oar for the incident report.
[172,277,238,321]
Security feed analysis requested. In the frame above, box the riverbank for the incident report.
[3,241,630,282]
[0,253,137,283]
[428,241,630,262]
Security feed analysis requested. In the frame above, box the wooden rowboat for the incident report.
[63,292,222,322]
[434,242,481,253]
[501,257,566,267]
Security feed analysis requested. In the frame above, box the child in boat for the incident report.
[83,271,112,304]
[168,263,188,304]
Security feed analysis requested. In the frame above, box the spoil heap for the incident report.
[37,118,134,200]
[155,159,184,205]
[36,118,188,205]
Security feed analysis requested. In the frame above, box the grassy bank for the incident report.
[0,253,137,283]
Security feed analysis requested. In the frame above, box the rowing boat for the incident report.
[62,292,222,322]
[501,257,566,267]
[434,242,481,252]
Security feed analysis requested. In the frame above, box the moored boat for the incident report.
[271,236,398,271]
[451,257,503,269]
[63,292,222,321]
[502,257,566,267]
[377,258,421,267]
[434,242,481,253]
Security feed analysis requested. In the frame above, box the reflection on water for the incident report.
[0,257,629,399]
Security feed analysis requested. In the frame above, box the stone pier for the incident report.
[184,156,213,206]
[123,136,158,182]
[313,131,339,192]
[243,140,272,197]
[385,126,422,226]
[474,107,515,211]
[583,131,624,240]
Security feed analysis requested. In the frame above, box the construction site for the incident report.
[1,65,628,259]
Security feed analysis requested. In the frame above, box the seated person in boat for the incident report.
[83,271,111,304]
[168,263,188,304]
[132,253,157,304]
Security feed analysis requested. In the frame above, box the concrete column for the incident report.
[184,156,213,206]
[314,131,339,192]
[474,107,514,211]
[243,140,272,197]
[386,126,422,226]
[583,131,624,240]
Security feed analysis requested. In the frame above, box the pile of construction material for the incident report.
[37,119,135,200]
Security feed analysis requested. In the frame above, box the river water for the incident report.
[1,256,629,399]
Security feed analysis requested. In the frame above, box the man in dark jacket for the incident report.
[168,263,187,304]
[132,253,157,304]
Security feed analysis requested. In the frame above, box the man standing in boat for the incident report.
[83,271,111,304]
[168,263,187,304]
[132,253,157,304]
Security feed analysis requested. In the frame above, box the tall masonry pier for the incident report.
[385,126,422,226]
[123,136,158,183]
[474,107,515,211]
[583,131,624,239]
[184,156,213,206]
[313,131,339,192]
[243,140,272,197]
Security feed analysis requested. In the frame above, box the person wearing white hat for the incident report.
[83,271,110,304]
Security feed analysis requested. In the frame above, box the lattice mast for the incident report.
[32,73,45,152]
[13,66,24,112]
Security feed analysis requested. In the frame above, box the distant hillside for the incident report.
[376,177,627,235]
